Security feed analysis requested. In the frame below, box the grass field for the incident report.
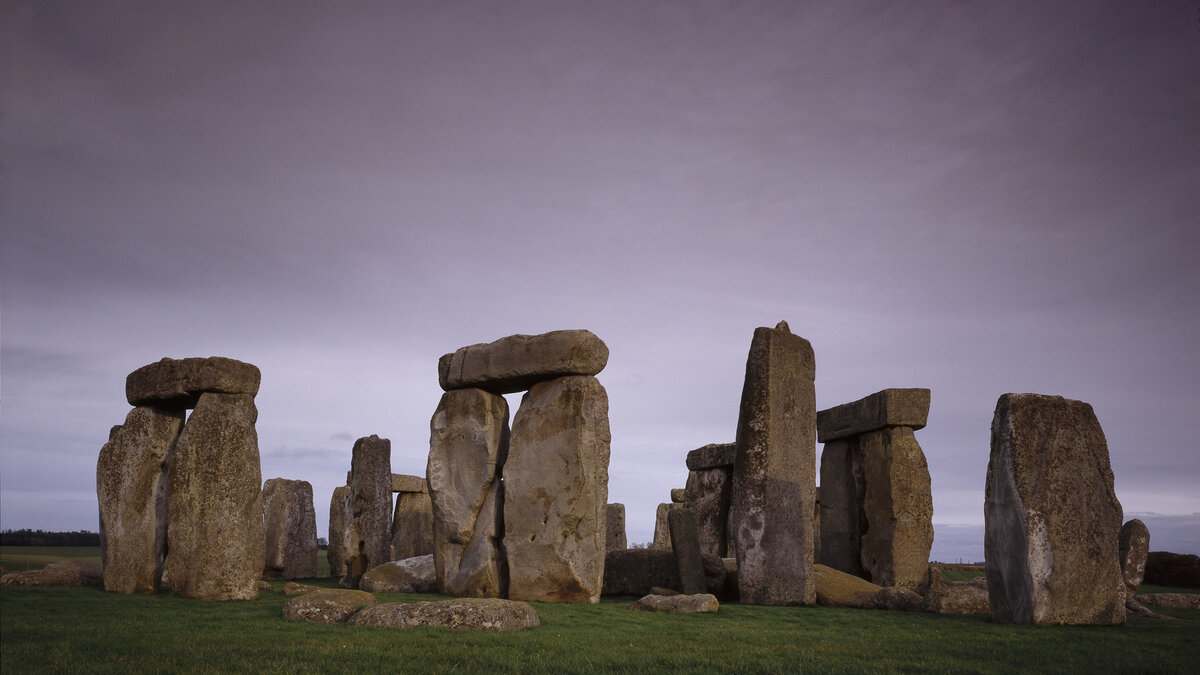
[3,549,1198,673]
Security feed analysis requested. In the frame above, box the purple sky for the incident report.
[3,1,1198,560]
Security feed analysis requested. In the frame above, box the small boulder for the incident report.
[0,560,103,587]
[283,582,323,596]
[921,583,991,615]
[347,598,540,631]
[282,589,376,624]
[257,580,274,592]
[869,586,923,612]
[813,564,882,608]
[359,555,438,594]
[629,593,719,613]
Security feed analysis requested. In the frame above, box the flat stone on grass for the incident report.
[347,598,540,631]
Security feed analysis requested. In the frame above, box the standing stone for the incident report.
[669,508,706,595]
[1119,519,1150,592]
[166,393,264,600]
[328,486,351,577]
[684,443,735,558]
[427,388,509,597]
[391,491,435,562]
[651,503,673,550]
[606,504,627,550]
[985,393,1124,625]
[505,375,610,603]
[262,478,318,580]
[729,321,816,605]
[817,438,866,578]
[97,406,185,594]
[344,435,392,589]
[439,330,609,394]
[859,426,933,590]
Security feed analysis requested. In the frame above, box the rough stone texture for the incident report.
[359,555,438,593]
[602,548,726,597]
[729,321,816,605]
[1135,593,1200,609]
[282,589,376,624]
[649,586,679,596]
[651,503,673,550]
[684,466,732,558]
[859,426,933,591]
[817,438,866,578]
[427,388,508,598]
[1144,552,1200,589]
[606,503,627,550]
[283,582,323,595]
[985,393,1125,625]
[670,488,686,503]
[348,598,540,631]
[97,406,184,594]
[629,593,719,613]
[922,584,991,614]
[0,560,103,587]
[669,507,707,595]
[686,443,736,471]
[390,491,434,562]
[262,478,318,580]
[392,474,427,493]
[256,580,274,591]
[816,388,930,443]
[504,375,610,604]
[1118,519,1150,592]
[166,393,265,600]
[126,357,261,408]
[439,330,609,394]
[328,486,351,578]
[869,586,923,612]
[343,435,392,589]
[813,564,883,608]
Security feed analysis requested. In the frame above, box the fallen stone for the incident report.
[684,465,732,558]
[0,560,103,587]
[427,388,508,597]
[390,491,434,562]
[607,503,627,550]
[439,330,609,394]
[816,388,930,443]
[166,392,264,600]
[669,507,706,595]
[651,503,673,550]
[126,357,260,408]
[1119,519,1150,592]
[1135,593,1200,609]
[685,443,736,471]
[392,474,427,493]
[1125,597,1174,620]
[921,583,991,615]
[629,593,719,613]
[348,598,540,631]
[97,405,184,594]
[328,486,351,578]
[262,478,318,580]
[859,426,933,592]
[284,582,323,595]
[985,393,1125,625]
[343,435,392,589]
[813,564,882,608]
[729,321,817,605]
[257,580,274,592]
[359,555,438,593]
[1144,552,1200,590]
[670,488,686,503]
[869,586,923,612]
[282,589,376,624]
[505,375,610,603]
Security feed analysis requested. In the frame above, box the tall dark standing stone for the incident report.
[1118,519,1150,593]
[328,486,351,577]
[651,503,673,550]
[166,393,265,600]
[606,503,627,551]
[669,508,707,595]
[343,435,392,589]
[816,438,865,578]
[97,406,185,594]
[729,321,816,605]
[262,478,318,580]
[985,394,1124,625]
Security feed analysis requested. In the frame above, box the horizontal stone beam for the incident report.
[816,388,930,443]
[670,488,686,503]
[126,357,260,408]
[685,443,735,471]
[438,330,609,394]
[392,474,427,494]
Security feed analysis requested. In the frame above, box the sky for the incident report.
[2,1,1198,562]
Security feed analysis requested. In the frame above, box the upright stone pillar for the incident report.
[262,478,318,580]
[606,503,627,550]
[985,393,1125,625]
[651,503,673,550]
[343,435,391,588]
[427,388,509,597]
[97,406,185,594]
[390,474,434,562]
[683,443,735,558]
[328,486,351,577]
[669,507,706,595]
[729,321,816,605]
[505,375,610,603]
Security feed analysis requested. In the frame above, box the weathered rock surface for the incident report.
[817,438,866,578]
[685,443,736,471]
[859,426,933,591]
[392,474,427,494]
[629,593,719,613]
[390,491,434,562]
[816,388,930,443]
[348,598,540,631]
[729,321,816,605]
[1144,552,1200,589]
[651,503,673,550]
[328,486,351,578]
[282,589,376,624]
[607,503,627,550]
[343,435,392,589]
[985,393,1125,625]
[0,560,103,587]
[439,330,609,394]
[921,583,990,615]
[283,582,323,595]
[256,580,274,591]
[262,478,318,580]
[670,488,686,503]
[669,507,706,595]
[166,393,265,600]
[126,357,260,408]
[602,548,727,597]
[1119,519,1150,592]
[869,586,923,612]
[1135,593,1200,609]
[359,555,438,593]
[97,406,184,594]
[813,563,882,608]
[427,388,508,597]
[504,376,610,603]
[684,465,732,558]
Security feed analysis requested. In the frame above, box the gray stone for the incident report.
[685,443,736,471]
[629,593,719,613]
[262,478,318,580]
[504,376,610,603]
[439,329,609,394]
[343,435,392,589]
[601,548,727,597]
[869,586,923,612]
[606,503,627,550]
[284,581,323,595]
[359,555,438,593]
[816,388,930,443]
[1135,593,1200,609]
[126,356,261,408]
[670,488,686,503]
[97,406,184,594]
[817,438,866,578]
[859,426,933,591]
[985,393,1125,625]
[669,507,706,595]
[684,466,732,557]
[1118,519,1150,592]
[328,486,351,578]
[282,589,376,624]
[390,491,434,562]
[651,503,673,550]
[348,598,540,631]
[166,393,264,600]
[921,583,991,615]
[0,560,103,587]
[392,474,427,493]
[729,321,816,605]
[427,388,508,597]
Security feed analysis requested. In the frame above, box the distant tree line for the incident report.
[0,529,101,546]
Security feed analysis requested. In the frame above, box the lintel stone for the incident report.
[816,388,930,443]
[438,330,609,394]
[126,357,261,408]
[392,473,427,493]
[685,443,735,471]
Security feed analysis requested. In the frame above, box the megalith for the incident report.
[262,478,318,580]
[97,406,185,594]
[126,356,260,408]
[166,392,265,600]
[391,480,434,563]
[1119,518,1150,593]
[606,503,627,550]
[343,435,392,588]
[328,486,351,577]
[504,375,610,603]
[985,393,1125,625]
[816,388,933,591]
[427,388,509,597]
[439,330,609,394]
[683,442,735,557]
[728,321,816,605]
[651,503,673,550]
[669,507,706,595]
